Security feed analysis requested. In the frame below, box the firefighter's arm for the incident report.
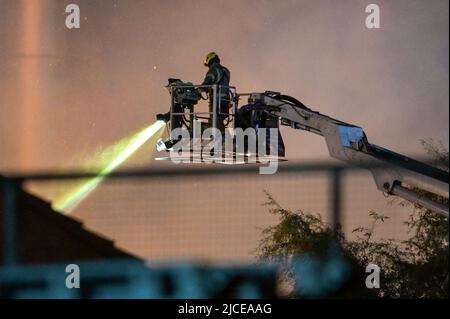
[201,70,215,87]
[198,73,213,95]
[200,66,222,88]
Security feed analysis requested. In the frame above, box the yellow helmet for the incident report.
[203,52,219,67]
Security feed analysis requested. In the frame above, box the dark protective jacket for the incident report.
[201,61,231,94]
[201,61,231,131]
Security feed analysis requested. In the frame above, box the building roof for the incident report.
[0,175,139,265]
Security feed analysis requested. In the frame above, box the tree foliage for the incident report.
[257,140,449,298]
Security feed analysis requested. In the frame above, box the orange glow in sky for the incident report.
[19,0,43,169]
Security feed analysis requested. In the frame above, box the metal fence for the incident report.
[0,161,430,298]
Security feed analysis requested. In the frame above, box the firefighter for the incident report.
[201,52,231,133]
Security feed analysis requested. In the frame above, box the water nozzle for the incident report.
[156,112,170,123]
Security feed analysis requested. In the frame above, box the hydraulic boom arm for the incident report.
[247,92,449,218]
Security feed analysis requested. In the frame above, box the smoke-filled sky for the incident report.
[0,0,448,260]
[0,0,448,171]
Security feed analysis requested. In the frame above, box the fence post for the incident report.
[329,168,342,234]
[2,178,22,266]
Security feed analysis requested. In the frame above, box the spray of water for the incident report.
[52,120,166,213]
